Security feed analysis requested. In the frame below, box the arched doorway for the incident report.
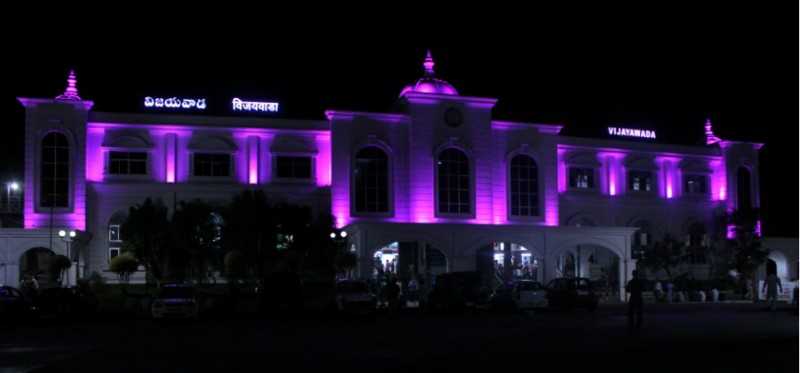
[19,247,57,289]
[477,242,541,288]
[553,244,623,302]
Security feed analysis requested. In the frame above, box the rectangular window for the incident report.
[685,175,708,194]
[108,151,148,175]
[109,224,121,242]
[109,247,121,262]
[275,156,312,179]
[193,153,231,177]
[628,171,653,192]
[568,168,594,189]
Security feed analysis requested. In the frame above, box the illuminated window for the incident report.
[109,224,121,242]
[568,167,594,189]
[437,148,471,215]
[353,147,389,213]
[685,175,708,195]
[509,154,539,217]
[275,156,312,179]
[109,151,148,175]
[109,247,121,262]
[629,171,653,192]
[40,132,70,208]
[193,153,231,177]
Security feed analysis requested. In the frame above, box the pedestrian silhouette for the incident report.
[626,270,644,330]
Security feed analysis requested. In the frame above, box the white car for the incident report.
[512,280,548,309]
[151,284,199,320]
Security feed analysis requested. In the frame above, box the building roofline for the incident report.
[17,97,94,110]
[88,111,328,131]
[492,120,563,134]
[325,110,409,122]
[558,136,723,158]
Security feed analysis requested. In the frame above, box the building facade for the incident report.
[1,53,795,301]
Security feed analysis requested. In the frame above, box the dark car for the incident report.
[35,286,98,318]
[151,284,199,320]
[0,286,37,320]
[545,277,599,311]
[334,280,377,314]
[427,272,491,313]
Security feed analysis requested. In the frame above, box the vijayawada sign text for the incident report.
[608,127,657,139]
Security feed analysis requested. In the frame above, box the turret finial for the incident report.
[423,49,435,76]
[705,117,721,145]
[56,69,81,101]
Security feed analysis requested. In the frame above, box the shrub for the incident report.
[110,254,139,282]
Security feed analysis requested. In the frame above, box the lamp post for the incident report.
[5,181,19,213]
[330,230,349,278]
[58,229,78,286]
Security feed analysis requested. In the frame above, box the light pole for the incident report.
[330,230,349,278]
[5,181,19,213]
[58,229,77,286]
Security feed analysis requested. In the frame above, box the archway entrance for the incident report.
[477,242,541,288]
[555,244,622,302]
[19,247,57,289]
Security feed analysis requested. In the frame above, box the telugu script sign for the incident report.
[144,97,207,110]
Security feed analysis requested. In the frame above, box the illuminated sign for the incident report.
[232,98,279,113]
[144,97,207,110]
[608,127,656,139]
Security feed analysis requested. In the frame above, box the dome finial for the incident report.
[56,69,81,101]
[423,49,435,75]
[705,117,721,145]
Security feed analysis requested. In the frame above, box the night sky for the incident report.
[3,39,797,236]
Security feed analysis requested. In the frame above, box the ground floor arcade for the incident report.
[342,223,638,301]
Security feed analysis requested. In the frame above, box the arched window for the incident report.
[40,132,70,208]
[737,167,752,210]
[353,147,389,213]
[509,154,539,217]
[437,148,470,215]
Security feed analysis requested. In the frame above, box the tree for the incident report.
[223,250,247,285]
[335,251,358,279]
[221,190,278,284]
[171,200,222,284]
[638,234,686,280]
[109,253,139,284]
[727,208,768,301]
[121,198,171,285]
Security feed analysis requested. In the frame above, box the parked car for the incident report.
[151,283,199,320]
[0,286,37,320]
[427,272,491,313]
[35,286,98,318]
[545,277,599,311]
[334,280,376,314]
[511,280,548,309]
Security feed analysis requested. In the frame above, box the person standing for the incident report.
[665,281,674,303]
[625,270,644,330]
[654,280,663,301]
[762,273,783,311]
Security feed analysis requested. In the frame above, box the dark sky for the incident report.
[3,35,797,236]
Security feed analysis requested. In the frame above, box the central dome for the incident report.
[399,50,459,97]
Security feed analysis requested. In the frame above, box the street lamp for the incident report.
[58,229,78,286]
[5,181,19,212]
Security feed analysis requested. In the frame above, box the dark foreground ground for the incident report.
[1,303,797,373]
